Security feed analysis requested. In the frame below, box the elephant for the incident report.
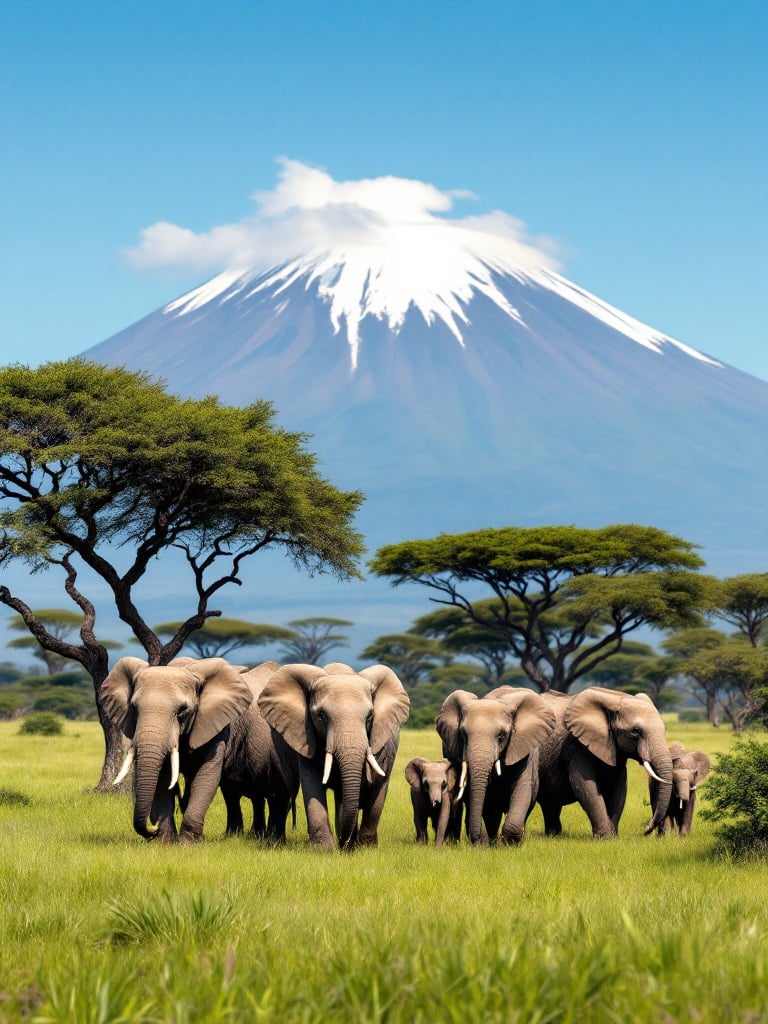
[217,661,300,843]
[258,662,410,849]
[436,687,557,845]
[649,742,710,835]
[404,757,463,846]
[102,655,255,841]
[535,687,674,839]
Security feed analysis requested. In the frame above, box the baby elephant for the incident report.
[405,757,463,846]
[649,742,710,835]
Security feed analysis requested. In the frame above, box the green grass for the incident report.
[1,719,767,1023]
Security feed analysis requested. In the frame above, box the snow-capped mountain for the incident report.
[84,239,768,632]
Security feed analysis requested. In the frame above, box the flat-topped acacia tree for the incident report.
[0,359,365,787]
[370,524,713,693]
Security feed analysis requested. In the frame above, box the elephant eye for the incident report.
[441,780,447,790]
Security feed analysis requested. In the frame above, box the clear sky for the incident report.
[2,0,767,379]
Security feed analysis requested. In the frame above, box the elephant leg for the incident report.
[412,793,429,844]
[249,795,267,838]
[265,789,290,843]
[358,779,390,847]
[483,803,503,845]
[501,767,536,845]
[299,760,335,848]
[447,802,464,842]
[603,770,627,836]
[180,740,226,842]
[220,782,244,835]
[539,797,563,837]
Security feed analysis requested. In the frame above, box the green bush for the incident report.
[701,738,768,855]
[18,711,64,735]
[32,690,94,720]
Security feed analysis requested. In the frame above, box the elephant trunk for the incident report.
[132,745,166,839]
[642,740,674,835]
[337,747,366,850]
[466,753,492,845]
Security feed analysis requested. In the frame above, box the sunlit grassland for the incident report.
[1,719,767,1023]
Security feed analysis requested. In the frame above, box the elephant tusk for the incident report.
[690,784,698,791]
[457,760,468,802]
[680,798,684,810]
[169,747,180,791]
[113,747,135,786]
[643,760,668,784]
[366,749,386,778]
[322,750,334,785]
[494,758,502,777]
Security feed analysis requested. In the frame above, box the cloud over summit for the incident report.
[126,159,560,276]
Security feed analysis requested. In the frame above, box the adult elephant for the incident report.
[102,655,254,841]
[217,661,300,842]
[436,687,557,845]
[258,662,410,849]
[536,687,674,838]
[649,742,710,835]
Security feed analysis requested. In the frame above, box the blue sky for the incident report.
[2,0,767,378]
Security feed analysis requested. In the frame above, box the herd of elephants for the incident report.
[101,656,711,849]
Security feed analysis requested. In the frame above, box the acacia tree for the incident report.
[410,602,519,685]
[151,618,296,660]
[0,360,364,788]
[359,633,443,688]
[277,617,353,664]
[370,524,712,692]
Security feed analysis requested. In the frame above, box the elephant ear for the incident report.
[101,657,148,739]
[258,663,326,758]
[360,665,411,758]
[188,658,254,750]
[490,687,558,765]
[565,687,624,766]
[404,757,426,789]
[691,750,711,782]
[435,690,478,762]
[668,741,686,761]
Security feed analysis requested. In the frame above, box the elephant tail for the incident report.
[291,793,297,830]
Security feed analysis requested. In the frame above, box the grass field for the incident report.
[1,718,767,1023]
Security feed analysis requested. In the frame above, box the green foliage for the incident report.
[359,633,443,688]
[702,740,768,854]
[0,691,24,719]
[371,524,711,692]
[0,661,24,685]
[151,618,296,660]
[31,690,94,720]
[18,711,64,735]
[715,573,768,646]
[0,360,364,668]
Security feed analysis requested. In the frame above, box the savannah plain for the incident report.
[1,717,767,1023]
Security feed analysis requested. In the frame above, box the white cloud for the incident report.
[125,159,560,276]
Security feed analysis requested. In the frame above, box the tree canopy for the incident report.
[0,359,365,784]
[150,618,296,660]
[277,617,353,665]
[370,524,712,692]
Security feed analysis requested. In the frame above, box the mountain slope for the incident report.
[85,256,767,581]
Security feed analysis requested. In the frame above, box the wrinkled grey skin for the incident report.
[404,757,463,846]
[649,743,710,836]
[259,662,410,849]
[436,687,558,846]
[217,662,300,843]
[536,688,674,839]
[102,656,254,842]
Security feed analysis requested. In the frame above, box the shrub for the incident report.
[18,711,64,735]
[32,690,94,720]
[701,739,768,855]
